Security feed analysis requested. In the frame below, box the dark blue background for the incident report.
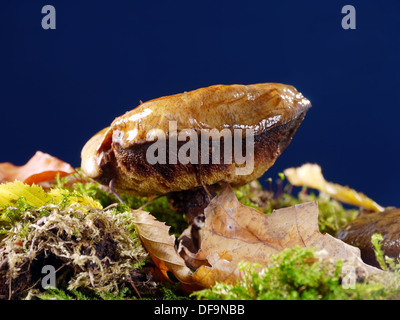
[1,1,399,207]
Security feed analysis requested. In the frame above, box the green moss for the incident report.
[140,196,187,237]
[36,286,139,300]
[371,234,388,270]
[35,282,187,301]
[371,233,400,273]
[234,183,263,210]
[0,196,35,240]
[192,247,342,300]
[62,172,356,237]
[2,171,397,300]
[54,172,186,236]
[192,247,400,300]
[299,191,359,235]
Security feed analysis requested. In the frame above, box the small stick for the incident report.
[138,195,163,210]
[109,178,125,204]
[128,277,142,299]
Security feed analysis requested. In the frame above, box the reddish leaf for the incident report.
[0,151,75,185]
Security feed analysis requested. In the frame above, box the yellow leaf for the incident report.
[47,188,102,209]
[0,181,102,209]
[284,163,384,212]
[0,181,49,207]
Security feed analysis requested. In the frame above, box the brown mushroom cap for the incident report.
[81,83,311,196]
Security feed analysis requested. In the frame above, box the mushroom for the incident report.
[81,83,311,221]
[336,208,400,269]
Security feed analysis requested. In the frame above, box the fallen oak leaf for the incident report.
[133,183,380,292]
[191,183,379,282]
[284,163,384,212]
[0,151,75,185]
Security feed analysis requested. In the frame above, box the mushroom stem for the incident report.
[168,184,217,250]
[167,185,217,225]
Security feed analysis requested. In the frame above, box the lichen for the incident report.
[0,202,148,299]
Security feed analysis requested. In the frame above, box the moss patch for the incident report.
[0,203,148,299]
[192,247,400,300]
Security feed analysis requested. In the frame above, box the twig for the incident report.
[109,178,125,204]
[138,195,163,210]
[128,277,141,299]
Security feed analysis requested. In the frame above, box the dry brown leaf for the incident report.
[0,151,75,185]
[133,183,380,291]
[132,208,240,291]
[192,183,379,281]
[284,163,384,212]
[132,209,194,284]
